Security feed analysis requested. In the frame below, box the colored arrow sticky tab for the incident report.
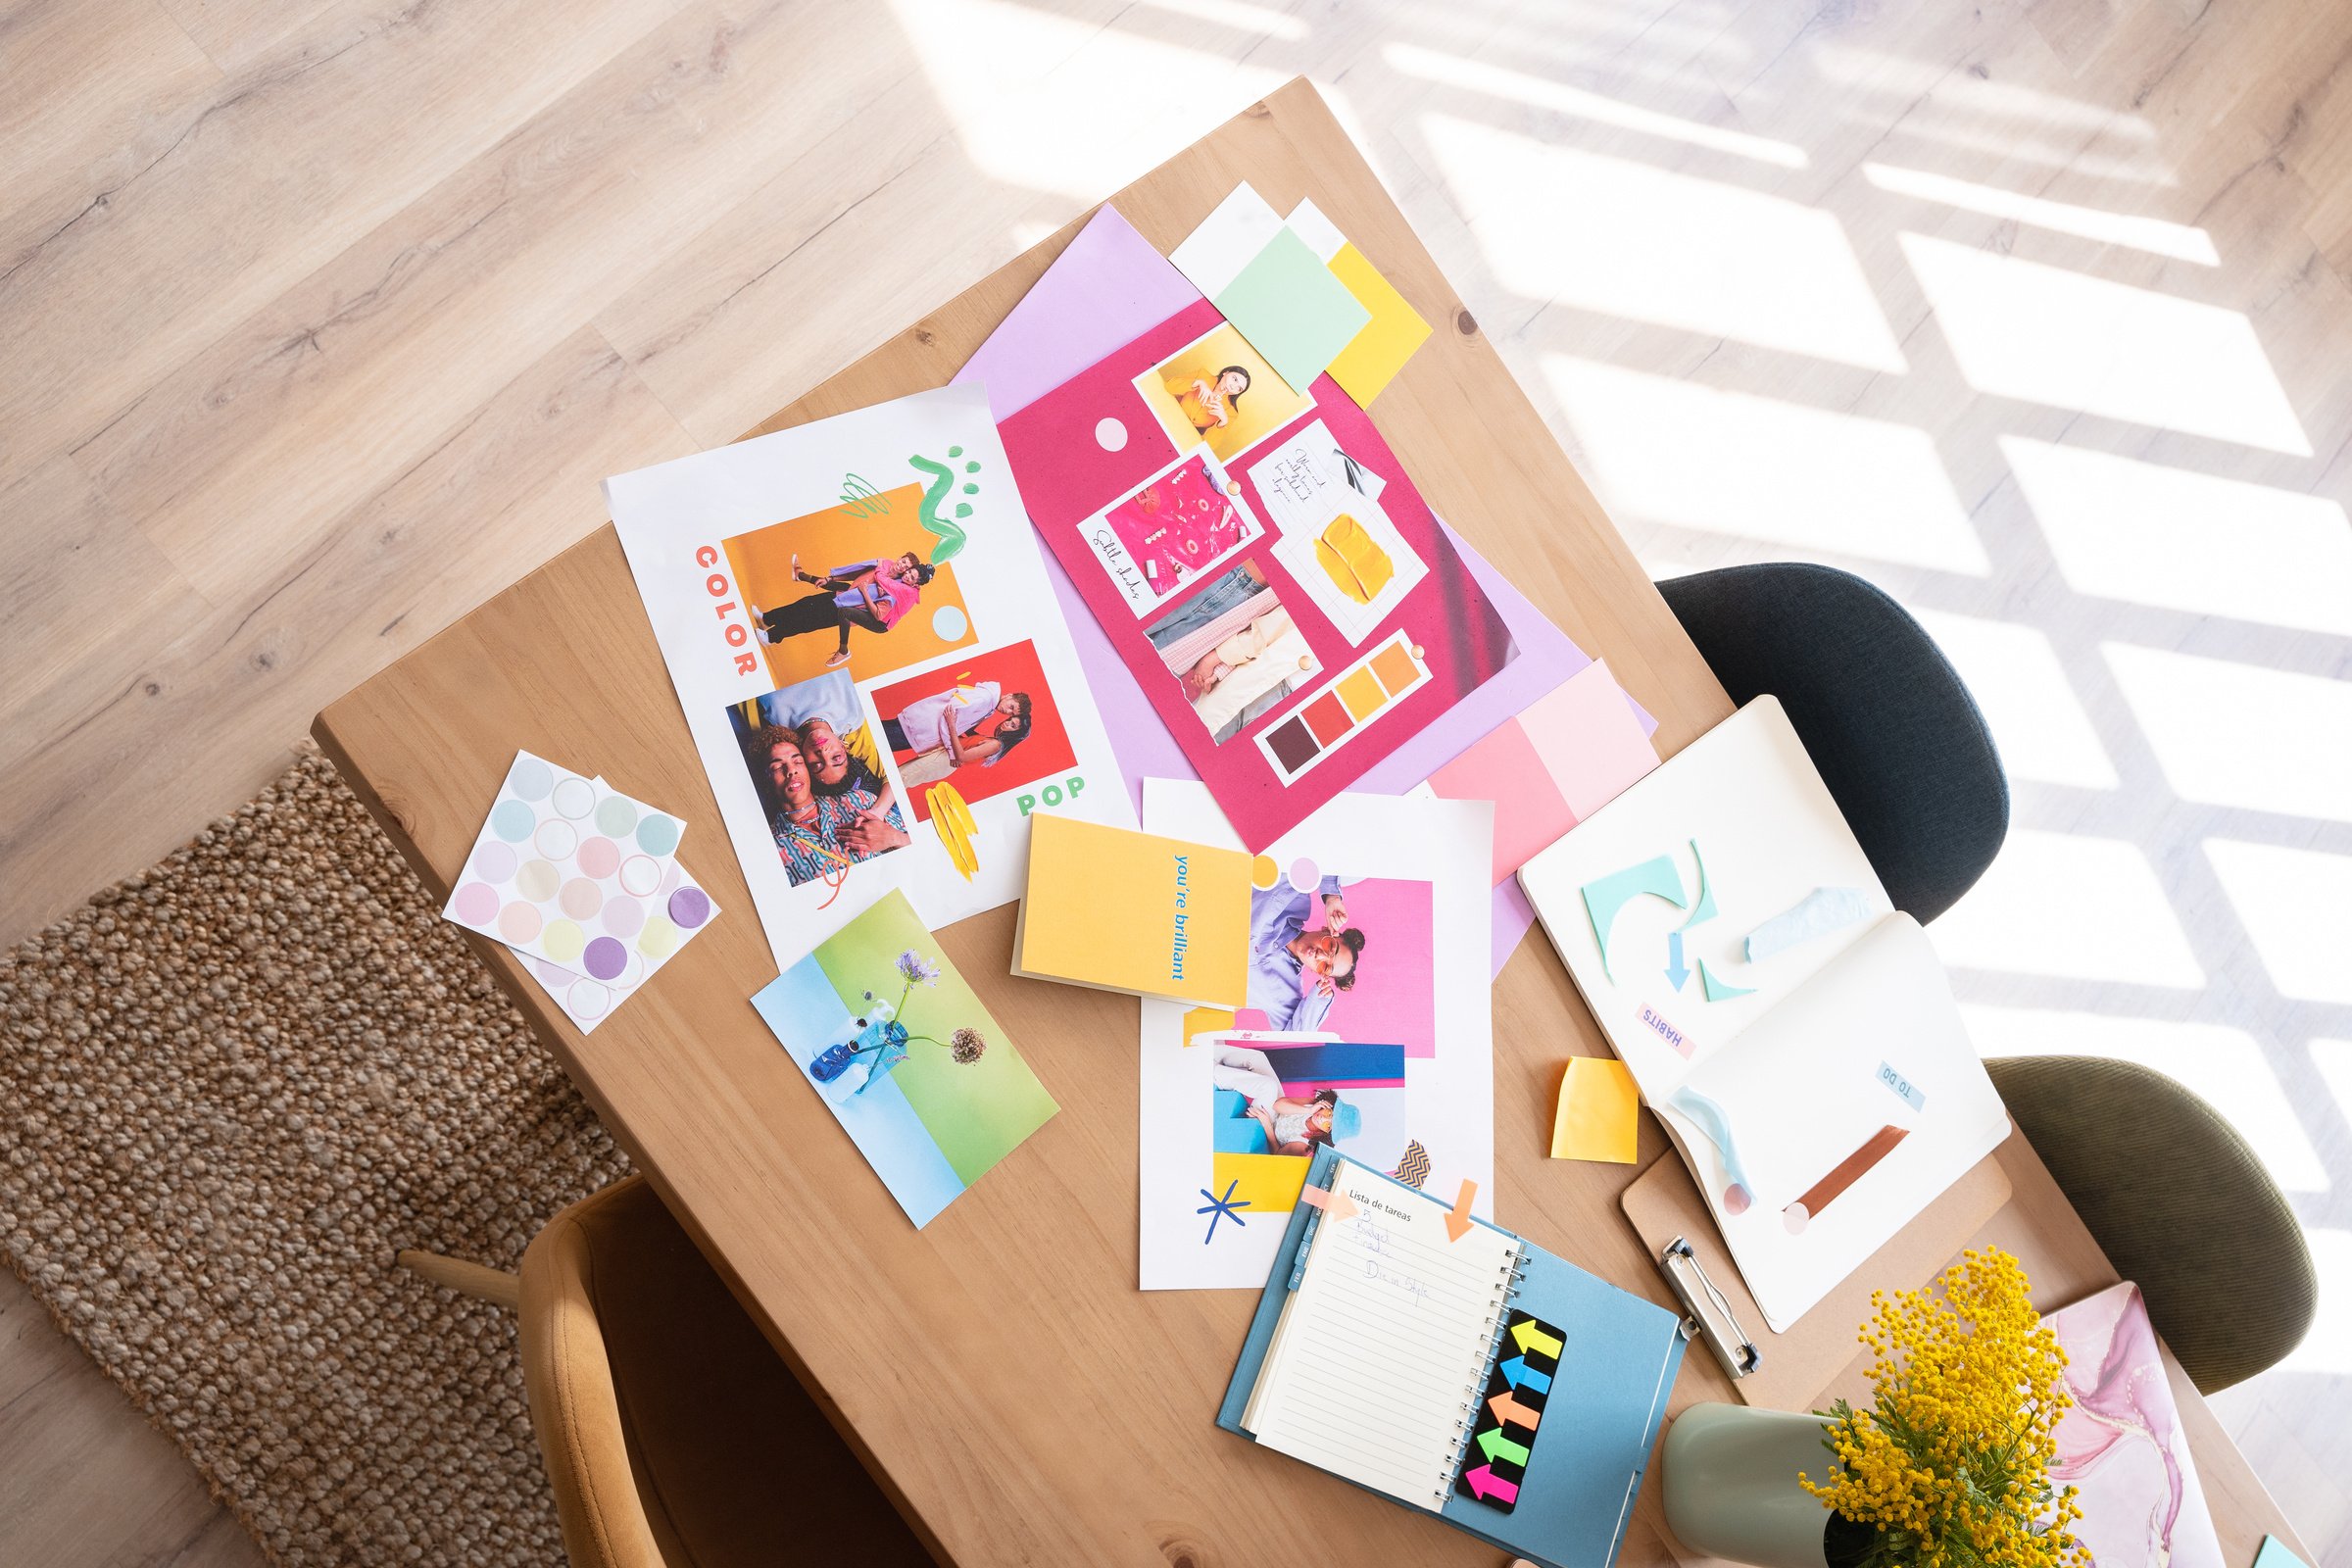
[1297,1182,1360,1222]
[1463,1464,1520,1505]
[1664,929,1690,991]
[1445,1178,1477,1241]
[1489,1392,1543,1430]
[1511,1318,1565,1359]
[1498,1355,1552,1395]
[1476,1427,1533,1467]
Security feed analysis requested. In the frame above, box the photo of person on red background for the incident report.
[866,640,1081,823]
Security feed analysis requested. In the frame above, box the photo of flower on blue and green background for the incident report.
[753,889,1057,1227]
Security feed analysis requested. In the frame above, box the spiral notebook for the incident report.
[1218,1150,1687,1568]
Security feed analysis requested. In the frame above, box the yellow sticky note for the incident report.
[1551,1056,1641,1163]
[1325,243,1433,405]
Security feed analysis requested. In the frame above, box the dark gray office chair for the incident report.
[1658,563,2316,1393]
[1658,562,2008,921]
[1988,1055,2317,1394]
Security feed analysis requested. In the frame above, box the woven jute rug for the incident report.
[0,747,630,1566]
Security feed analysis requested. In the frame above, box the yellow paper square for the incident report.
[1213,1151,1311,1214]
[1551,1055,1641,1163]
[1180,1006,1235,1046]
[1325,243,1433,406]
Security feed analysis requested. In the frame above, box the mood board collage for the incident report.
[428,176,2041,1561]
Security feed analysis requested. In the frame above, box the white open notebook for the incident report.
[1242,1175,1522,1509]
[1516,698,2011,1331]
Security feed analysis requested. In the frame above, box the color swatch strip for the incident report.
[1254,630,1429,783]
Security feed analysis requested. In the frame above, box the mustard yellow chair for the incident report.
[401,1175,932,1567]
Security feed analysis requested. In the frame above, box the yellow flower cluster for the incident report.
[1798,1249,2091,1568]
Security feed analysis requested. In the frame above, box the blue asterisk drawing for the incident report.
[1197,1179,1250,1244]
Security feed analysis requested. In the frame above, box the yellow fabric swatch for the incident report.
[1325,243,1433,406]
[1550,1055,1641,1163]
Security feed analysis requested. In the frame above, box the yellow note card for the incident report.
[1551,1055,1641,1163]
[1016,813,1251,1006]
[1325,242,1433,406]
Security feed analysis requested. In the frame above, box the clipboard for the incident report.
[1621,1144,2012,1410]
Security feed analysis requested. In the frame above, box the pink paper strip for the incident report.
[1429,719,1574,888]
[1522,659,1663,819]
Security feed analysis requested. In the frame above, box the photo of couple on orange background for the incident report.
[722,481,980,687]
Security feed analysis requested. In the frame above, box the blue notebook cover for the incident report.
[1217,1149,1687,1568]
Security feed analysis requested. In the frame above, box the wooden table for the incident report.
[316,79,2306,1568]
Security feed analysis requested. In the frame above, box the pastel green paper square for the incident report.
[1212,227,1373,396]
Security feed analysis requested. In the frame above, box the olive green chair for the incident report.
[1987,1054,2318,1395]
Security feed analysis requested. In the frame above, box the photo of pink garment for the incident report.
[1104,454,1250,600]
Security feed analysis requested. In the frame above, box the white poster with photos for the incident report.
[607,384,1133,966]
[1136,781,1495,1291]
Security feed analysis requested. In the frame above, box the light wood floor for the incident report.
[4,0,2348,1562]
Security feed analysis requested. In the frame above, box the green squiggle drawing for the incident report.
[908,453,968,563]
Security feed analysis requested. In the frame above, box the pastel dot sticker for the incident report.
[1250,855,1280,891]
[636,915,679,960]
[581,936,629,982]
[1095,416,1127,451]
[541,919,586,964]
[509,756,555,801]
[932,606,967,642]
[448,752,716,1013]
[1288,857,1320,893]
[452,883,499,925]
[635,813,680,858]
[576,836,620,879]
[551,776,596,819]
[563,979,612,1022]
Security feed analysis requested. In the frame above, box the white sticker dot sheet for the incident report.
[509,842,718,1033]
[443,752,693,976]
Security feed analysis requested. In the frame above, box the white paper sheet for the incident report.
[607,385,1134,967]
[1138,782,1495,1290]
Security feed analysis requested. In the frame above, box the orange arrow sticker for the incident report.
[1445,1178,1477,1242]
[1297,1183,1360,1223]
[1489,1391,1542,1430]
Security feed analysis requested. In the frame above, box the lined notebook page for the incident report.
[1242,1160,1522,1508]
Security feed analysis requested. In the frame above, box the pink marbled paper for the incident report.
[2044,1282,2225,1568]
